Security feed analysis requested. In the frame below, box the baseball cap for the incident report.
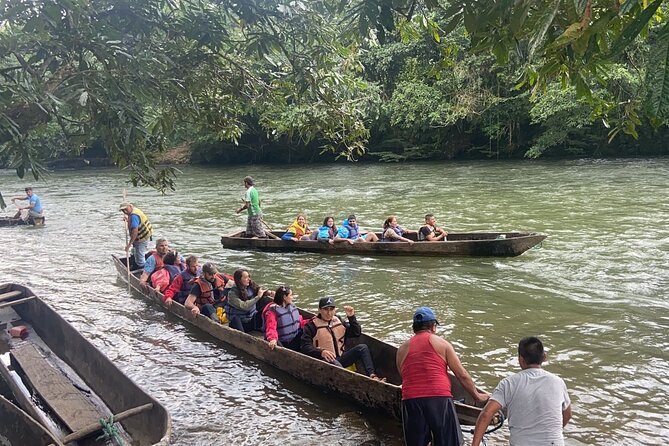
[119,202,132,210]
[413,307,439,324]
[318,297,336,308]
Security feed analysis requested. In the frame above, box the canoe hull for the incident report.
[0,217,45,227]
[221,231,546,257]
[0,395,62,446]
[112,255,486,425]
[0,283,171,445]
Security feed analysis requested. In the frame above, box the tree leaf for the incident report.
[528,0,561,61]
[573,0,588,15]
[609,0,662,56]
[645,22,669,119]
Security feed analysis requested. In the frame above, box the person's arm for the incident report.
[471,399,503,446]
[343,306,361,338]
[562,404,572,427]
[264,308,279,343]
[163,274,183,303]
[139,256,156,284]
[11,195,28,203]
[396,341,410,372]
[227,288,263,311]
[281,231,297,241]
[442,338,489,402]
[184,294,200,316]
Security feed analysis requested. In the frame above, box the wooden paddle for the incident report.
[122,189,130,291]
[261,218,281,240]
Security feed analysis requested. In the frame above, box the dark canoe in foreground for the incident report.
[0,394,62,446]
[0,216,45,227]
[0,283,171,446]
[112,254,492,426]
[221,230,546,257]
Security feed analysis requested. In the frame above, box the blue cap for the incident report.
[413,307,439,324]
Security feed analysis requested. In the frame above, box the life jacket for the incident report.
[318,225,336,240]
[193,273,229,307]
[146,251,164,271]
[267,304,301,344]
[150,264,180,292]
[312,316,346,357]
[129,207,153,242]
[343,222,359,239]
[176,268,200,302]
[285,219,308,238]
[382,225,404,242]
[418,225,435,241]
[224,284,258,321]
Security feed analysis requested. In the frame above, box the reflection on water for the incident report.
[1,159,668,445]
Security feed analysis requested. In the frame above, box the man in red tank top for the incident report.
[396,307,489,446]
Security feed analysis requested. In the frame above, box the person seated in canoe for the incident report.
[336,214,380,243]
[139,238,170,286]
[11,187,44,221]
[262,286,309,351]
[301,297,384,381]
[163,255,201,306]
[317,216,352,245]
[150,250,184,292]
[185,262,230,321]
[418,213,448,241]
[281,214,313,241]
[224,268,274,332]
[382,215,415,244]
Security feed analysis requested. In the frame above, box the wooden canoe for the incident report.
[112,254,491,426]
[0,394,63,446]
[221,230,546,257]
[0,283,171,446]
[0,216,45,227]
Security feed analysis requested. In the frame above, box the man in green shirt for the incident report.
[236,176,266,238]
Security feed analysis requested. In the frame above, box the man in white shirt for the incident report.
[471,336,572,446]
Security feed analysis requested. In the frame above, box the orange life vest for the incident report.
[146,251,164,271]
[193,274,230,307]
[312,316,346,357]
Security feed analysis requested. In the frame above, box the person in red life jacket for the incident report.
[300,297,384,380]
[184,262,229,321]
[163,255,201,307]
[150,251,184,292]
[396,307,489,446]
[262,286,309,351]
[382,215,416,244]
[224,269,274,333]
[139,238,170,286]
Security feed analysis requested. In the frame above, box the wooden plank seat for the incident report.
[10,344,103,433]
[0,290,22,302]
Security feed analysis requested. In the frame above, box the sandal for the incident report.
[370,374,387,382]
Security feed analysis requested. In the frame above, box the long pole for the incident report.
[123,189,130,291]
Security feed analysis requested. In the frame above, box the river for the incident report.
[1,159,668,445]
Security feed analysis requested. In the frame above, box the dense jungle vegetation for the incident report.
[2,0,669,190]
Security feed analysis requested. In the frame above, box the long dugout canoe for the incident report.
[0,394,63,446]
[0,283,171,445]
[0,216,45,227]
[112,254,490,426]
[221,230,546,257]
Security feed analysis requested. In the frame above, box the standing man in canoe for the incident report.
[396,307,489,446]
[471,336,572,446]
[120,202,153,269]
[11,187,44,221]
[236,176,266,238]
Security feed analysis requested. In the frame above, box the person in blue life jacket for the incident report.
[418,213,448,241]
[11,187,44,220]
[262,286,308,351]
[317,216,355,245]
[335,214,380,243]
[225,268,275,332]
[382,215,416,244]
[163,255,202,306]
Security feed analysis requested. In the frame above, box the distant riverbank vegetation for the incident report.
[2,1,669,190]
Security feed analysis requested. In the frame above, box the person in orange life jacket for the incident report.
[150,251,185,292]
[225,268,274,332]
[382,215,416,244]
[163,255,202,306]
[139,238,170,286]
[336,214,380,243]
[418,214,448,241]
[184,262,228,321]
[262,286,309,351]
[396,307,489,446]
[300,297,383,380]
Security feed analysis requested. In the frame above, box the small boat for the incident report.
[0,216,45,227]
[0,394,63,446]
[221,231,546,257]
[0,283,171,445]
[112,254,499,427]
